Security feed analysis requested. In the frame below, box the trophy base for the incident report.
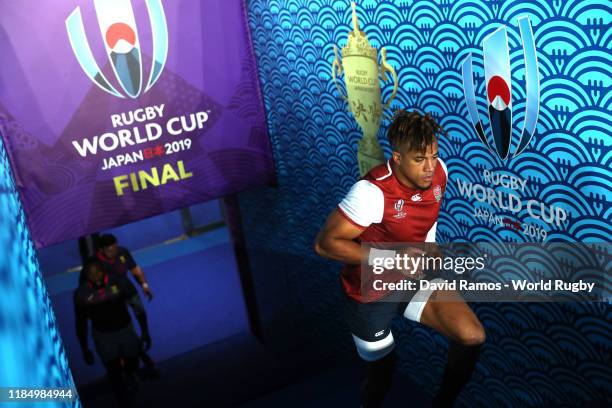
[357,138,385,177]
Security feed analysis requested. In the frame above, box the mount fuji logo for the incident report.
[461,16,540,160]
[66,0,168,99]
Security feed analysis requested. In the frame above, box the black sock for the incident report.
[432,341,482,408]
[104,359,131,406]
[360,352,396,408]
[140,350,156,369]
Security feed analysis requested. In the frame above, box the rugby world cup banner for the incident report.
[0,0,274,247]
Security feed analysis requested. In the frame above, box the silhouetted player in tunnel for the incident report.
[315,110,485,407]
[97,234,154,300]
[96,234,159,377]
[74,258,151,407]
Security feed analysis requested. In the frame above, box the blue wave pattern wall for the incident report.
[243,0,611,406]
[0,138,80,407]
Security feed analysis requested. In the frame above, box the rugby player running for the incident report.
[314,110,485,407]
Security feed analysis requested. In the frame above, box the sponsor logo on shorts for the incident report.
[375,330,385,337]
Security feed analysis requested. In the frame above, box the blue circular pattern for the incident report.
[244,1,610,406]
[0,138,80,407]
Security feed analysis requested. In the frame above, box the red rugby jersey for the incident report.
[337,159,447,303]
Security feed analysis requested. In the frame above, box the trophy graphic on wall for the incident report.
[332,1,398,176]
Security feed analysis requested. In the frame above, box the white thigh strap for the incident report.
[404,278,445,322]
[351,331,395,362]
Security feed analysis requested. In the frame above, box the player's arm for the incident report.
[125,249,153,300]
[314,179,384,265]
[314,209,366,265]
[122,277,152,350]
[130,265,146,285]
[73,292,94,364]
[132,266,153,301]
[128,294,151,350]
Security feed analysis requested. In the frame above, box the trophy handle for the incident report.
[380,47,398,115]
[332,45,348,101]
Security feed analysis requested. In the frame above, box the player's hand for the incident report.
[142,283,153,301]
[83,349,95,365]
[141,332,152,351]
[398,246,426,280]
[422,243,444,262]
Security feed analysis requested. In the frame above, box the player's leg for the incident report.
[93,330,133,407]
[415,287,485,345]
[344,295,399,408]
[104,358,133,407]
[139,350,160,378]
[419,290,484,407]
[117,325,142,392]
[403,283,485,408]
[354,335,396,408]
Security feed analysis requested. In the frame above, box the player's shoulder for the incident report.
[117,247,136,263]
[339,174,386,227]
[437,158,448,178]
[346,178,384,201]
[435,158,448,184]
[118,246,131,256]
[364,161,394,184]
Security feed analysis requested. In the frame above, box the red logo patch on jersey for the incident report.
[434,185,442,202]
